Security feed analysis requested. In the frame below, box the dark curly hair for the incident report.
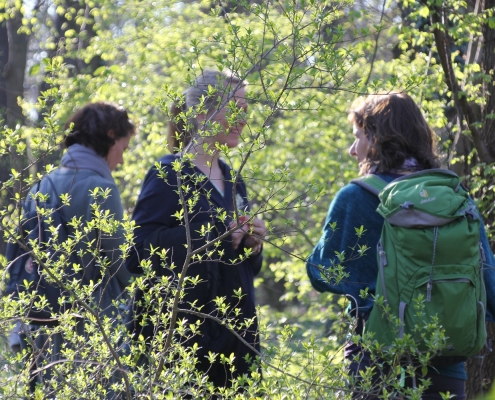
[348,92,439,174]
[64,102,135,157]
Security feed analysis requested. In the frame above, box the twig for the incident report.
[364,0,388,86]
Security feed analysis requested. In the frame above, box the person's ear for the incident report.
[107,129,115,139]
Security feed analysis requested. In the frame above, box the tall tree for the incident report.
[0,20,7,116]
[420,0,495,396]
[4,10,28,128]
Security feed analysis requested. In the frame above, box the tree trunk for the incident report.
[0,20,8,116]
[481,0,495,158]
[0,11,29,256]
[466,323,495,398]
[5,10,28,128]
[0,19,10,257]
[426,0,494,164]
[466,3,495,396]
[34,0,103,171]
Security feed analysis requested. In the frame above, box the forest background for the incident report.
[1,0,495,398]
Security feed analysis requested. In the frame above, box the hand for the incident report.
[229,216,267,253]
[243,217,267,253]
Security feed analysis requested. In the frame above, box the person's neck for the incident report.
[187,145,221,174]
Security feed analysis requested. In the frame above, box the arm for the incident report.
[125,161,181,274]
[55,170,132,289]
[467,197,495,322]
[480,222,495,322]
[229,175,264,276]
[306,184,383,312]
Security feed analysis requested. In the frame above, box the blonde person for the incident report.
[126,70,266,389]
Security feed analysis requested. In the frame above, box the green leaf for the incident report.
[418,6,430,18]
[29,63,40,76]
[93,66,107,76]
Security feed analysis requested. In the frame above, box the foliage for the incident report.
[0,0,494,398]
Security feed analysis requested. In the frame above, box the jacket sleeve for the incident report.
[467,198,495,323]
[131,215,239,356]
[306,183,383,314]
[236,176,263,277]
[49,171,132,290]
[479,222,495,322]
[125,162,181,274]
[242,247,263,276]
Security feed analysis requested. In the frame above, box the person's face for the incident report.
[105,134,131,171]
[201,87,247,149]
[349,124,369,164]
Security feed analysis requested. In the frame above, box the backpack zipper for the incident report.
[479,241,486,264]
[377,240,388,302]
[427,226,439,302]
[433,278,470,283]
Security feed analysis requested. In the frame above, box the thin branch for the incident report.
[153,160,194,384]
[177,307,353,393]
[364,0,388,86]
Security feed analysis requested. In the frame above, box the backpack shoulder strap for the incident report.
[351,175,388,196]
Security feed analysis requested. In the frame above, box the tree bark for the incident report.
[54,1,102,76]
[466,2,495,395]
[5,10,28,127]
[34,0,103,171]
[0,19,10,257]
[425,0,494,164]
[466,323,495,399]
[0,11,29,256]
[0,20,8,117]
[481,0,495,156]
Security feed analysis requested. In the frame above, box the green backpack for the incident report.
[353,168,486,362]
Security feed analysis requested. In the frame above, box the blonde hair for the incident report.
[167,70,247,153]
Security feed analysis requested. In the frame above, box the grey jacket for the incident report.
[28,166,131,320]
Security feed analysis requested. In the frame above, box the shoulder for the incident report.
[335,181,378,204]
[45,169,122,216]
[157,154,179,166]
[150,154,179,174]
[143,154,179,181]
[219,158,236,179]
[138,155,183,199]
[325,181,381,223]
[50,168,118,194]
[218,158,231,171]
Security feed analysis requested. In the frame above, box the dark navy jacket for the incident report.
[126,154,262,387]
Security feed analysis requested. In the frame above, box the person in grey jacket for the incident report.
[19,102,135,396]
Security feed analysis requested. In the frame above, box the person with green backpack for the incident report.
[306,92,495,399]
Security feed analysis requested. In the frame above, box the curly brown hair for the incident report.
[348,93,439,175]
[64,102,135,157]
